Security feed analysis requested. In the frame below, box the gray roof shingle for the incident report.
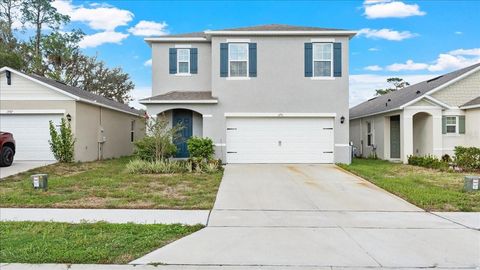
[24,72,141,115]
[350,63,480,119]
[461,96,480,108]
[156,24,352,38]
[140,91,216,102]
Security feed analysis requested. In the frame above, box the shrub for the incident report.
[407,154,448,170]
[48,118,75,163]
[134,136,176,161]
[187,137,215,160]
[454,146,480,171]
[126,159,222,174]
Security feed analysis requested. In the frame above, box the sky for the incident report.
[24,0,480,108]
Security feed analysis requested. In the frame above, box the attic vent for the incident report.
[416,90,421,94]
[387,98,391,102]
[427,75,443,83]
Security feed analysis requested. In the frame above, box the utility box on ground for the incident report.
[31,174,48,191]
[464,176,479,192]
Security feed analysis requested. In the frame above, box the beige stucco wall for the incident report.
[431,70,480,107]
[75,102,145,161]
[349,114,387,159]
[465,108,480,147]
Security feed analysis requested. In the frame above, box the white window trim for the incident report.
[445,116,459,135]
[177,48,190,75]
[228,43,249,78]
[312,42,333,78]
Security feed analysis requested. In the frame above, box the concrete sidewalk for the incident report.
[0,161,55,179]
[0,208,209,225]
[3,264,479,270]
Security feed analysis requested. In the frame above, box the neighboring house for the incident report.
[349,63,480,163]
[141,24,356,163]
[0,67,145,162]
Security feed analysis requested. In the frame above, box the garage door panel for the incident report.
[226,117,334,163]
[0,114,62,161]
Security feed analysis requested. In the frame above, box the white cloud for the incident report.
[128,20,168,36]
[383,48,480,72]
[349,74,436,106]
[358,28,417,41]
[368,47,380,51]
[128,86,150,109]
[79,31,129,48]
[455,31,463,35]
[53,0,134,31]
[144,59,152,66]
[364,65,383,71]
[364,1,426,19]
[386,60,429,71]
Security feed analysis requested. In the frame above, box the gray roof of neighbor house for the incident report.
[140,91,217,102]
[3,67,142,115]
[152,24,353,38]
[350,63,480,119]
[461,96,480,108]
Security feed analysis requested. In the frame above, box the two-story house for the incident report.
[140,24,356,164]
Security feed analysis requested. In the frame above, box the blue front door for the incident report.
[172,109,193,158]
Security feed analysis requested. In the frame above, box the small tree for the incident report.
[134,115,183,162]
[375,77,410,96]
[48,118,75,163]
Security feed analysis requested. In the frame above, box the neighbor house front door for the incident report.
[172,109,193,158]
[390,115,401,159]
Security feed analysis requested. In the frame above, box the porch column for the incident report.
[402,112,413,164]
[432,112,443,158]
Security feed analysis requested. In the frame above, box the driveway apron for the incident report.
[131,164,480,269]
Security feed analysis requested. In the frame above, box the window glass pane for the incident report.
[230,61,247,77]
[229,44,248,61]
[313,43,332,60]
[178,62,189,73]
[314,61,332,77]
[177,49,189,61]
[446,126,456,133]
[367,123,371,133]
[446,117,456,125]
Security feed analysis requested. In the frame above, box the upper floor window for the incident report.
[228,43,248,77]
[445,116,457,134]
[177,49,190,74]
[313,43,333,77]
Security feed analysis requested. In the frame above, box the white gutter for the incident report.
[140,100,218,104]
[204,30,357,37]
[461,104,480,110]
[145,37,208,43]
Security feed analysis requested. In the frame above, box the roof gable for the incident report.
[350,62,480,119]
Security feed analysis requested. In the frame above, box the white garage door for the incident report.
[226,117,334,163]
[0,114,63,160]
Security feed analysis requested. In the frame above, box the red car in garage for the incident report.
[0,132,15,167]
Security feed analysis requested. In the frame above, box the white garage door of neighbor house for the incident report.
[0,114,63,161]
[226,117,334,163]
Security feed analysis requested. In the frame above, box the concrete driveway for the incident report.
[0,161,55,179]
[132,164,480,269]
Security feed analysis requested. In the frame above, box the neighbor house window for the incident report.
[130,120,135,142]
[367,122,373,146]
[228,43,248,77]
[313,43,333,77]
[177,49,190,74]
[446,116,457,134]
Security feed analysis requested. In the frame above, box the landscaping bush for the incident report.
[48,118,75,163]
[126,159,222,174]
[407,154,448,170]
[133,136,176,161]
[187,137,215,160]
[454,146,480,171]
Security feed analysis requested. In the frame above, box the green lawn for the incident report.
[0,157,223,209]
[338,159,480,212]
[0,221,202,264]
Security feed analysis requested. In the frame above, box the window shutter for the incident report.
[442,116,447,134]
[190,48,198,74]
[333,42,342,77]
[220,43,228,77]
[459,116,466,134]
[249,43,257,77]
[169,48,177,74]
[304,43,312,77]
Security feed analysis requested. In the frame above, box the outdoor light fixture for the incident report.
[340,116,345,124]
[66,113,72,122]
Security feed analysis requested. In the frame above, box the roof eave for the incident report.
[140,100,218,104]
[144,37,209,44]
[204,30,357,37]
[349,108,402,120]
[461,104,480,110]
